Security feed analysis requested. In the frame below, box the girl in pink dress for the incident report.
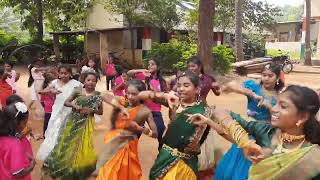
[128,59,168,149]
[105,55,117,91]
[112,69,128,97]
[0,101,35,180]
[4,61,20,94]
[39,72,57,138]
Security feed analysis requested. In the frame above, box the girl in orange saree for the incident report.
[91,79,158,180]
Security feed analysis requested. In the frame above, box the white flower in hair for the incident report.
[81,66,96,74]
[15,102,28,117]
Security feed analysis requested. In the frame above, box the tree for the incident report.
[0,0,92,42]
[1,0,43,42]
[187,0,280,32]
[304,0,312,66]
[198,0,215,74]
[45,0,92,31]
[144,0,181,32]
[235,0,244,61]
[274,5,303,22]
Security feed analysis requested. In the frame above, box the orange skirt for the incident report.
[97,133,143,180]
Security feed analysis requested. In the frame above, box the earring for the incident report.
[296,121,301,127]
[196,93,201,104]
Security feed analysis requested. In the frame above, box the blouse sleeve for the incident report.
[229,111,275,147]
[243,80,259,93]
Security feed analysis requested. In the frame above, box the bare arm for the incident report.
[145,111,158,138]
[127,69,147,77]
[15,72,20,82]
[222,81,261,100]
[64,89,80,109]
[95,101,103,115]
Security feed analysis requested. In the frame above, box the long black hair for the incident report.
[110,79,146,129]
[177,70,200,88]
[27,60,43,87]
[58,64,73,79]
[187,56,205,74]
[42,72,56,89]
[283,85,320,145]
[261,64,285,92]
[145,59,167,92]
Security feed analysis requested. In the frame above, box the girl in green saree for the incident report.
[188,85,320,179]
[138,71,218,180]
[42,72,103,179]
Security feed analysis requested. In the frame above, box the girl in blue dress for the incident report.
[214,64,284,180]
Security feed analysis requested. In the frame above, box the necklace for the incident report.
[280,132,305,143]
[84,89,94,96]
[262,87,277,97]
[273,132,306,154]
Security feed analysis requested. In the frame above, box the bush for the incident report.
[145,39,193,72]
[266,49,300,60]
[213,45,234,74]
[146,39,234,74]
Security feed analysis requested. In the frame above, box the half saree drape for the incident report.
[37,79,81,161]
[149,102,210,180]
[249,145,320,180]
[230,112,320,180]
[42,92,102,180]
[96,105,144,180]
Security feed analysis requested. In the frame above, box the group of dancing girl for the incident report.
[0,54,319,180]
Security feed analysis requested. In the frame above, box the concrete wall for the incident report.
[266,42,302,52]
[311,21,320,41]
[270,23,301,42]
[86,32,100,56]
[86,3,124,29]
[311,0,320,18]
[266,22,319,42]
[266,42,302,60]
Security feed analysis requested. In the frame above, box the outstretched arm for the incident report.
[138,91,179,109]
[188,108,265,164]
[127,69,148,77]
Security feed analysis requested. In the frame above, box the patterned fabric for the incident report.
[230,112,320,180]
[149,103,209,180]
[199,74,217,102]
[42,92,102,180]
[214,80,276,180]
[96,105,144,180]
[243,80,276,121]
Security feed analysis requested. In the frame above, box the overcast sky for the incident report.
[253,0,303,7]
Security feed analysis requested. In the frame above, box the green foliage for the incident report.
[143,0,181,31]
[101,0,181,32]
[212,45,233,74]
[243,32,266,59]
[145,39,191,71]
[0,30,18,47]
[266,49,300,60]
[0,0,93,40]
[275,5,303,22]
[45,0,92,31]
[186,0,281,31]
[146,39,233,74]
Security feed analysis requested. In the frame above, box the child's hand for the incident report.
[51,88,62,94]
[27,154,36,169]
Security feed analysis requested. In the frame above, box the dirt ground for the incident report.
[12,65,320,180]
